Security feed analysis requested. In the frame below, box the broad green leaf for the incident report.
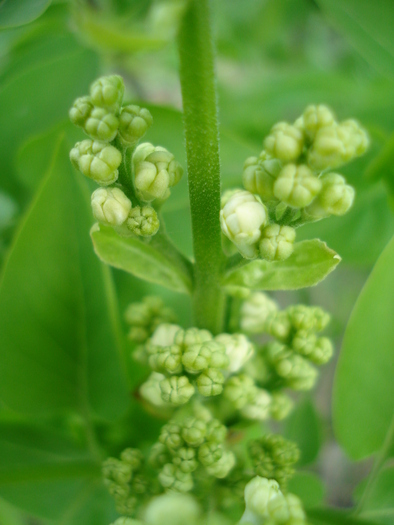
[316,0,394,79]
[223,240,340,291]
[0,0,51,29]
[285,398,322,466]
[91,224,193,295]
[365,134,394,208]
[358,467,394,524]
[0,498,25,525]
[308,508,382,525]
[0,136,129,419]
[333,236,394,460]
[287,472,325,509]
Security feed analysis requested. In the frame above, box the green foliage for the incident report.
[0,0,51,29]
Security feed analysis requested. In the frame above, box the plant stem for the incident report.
[178,0,225,334]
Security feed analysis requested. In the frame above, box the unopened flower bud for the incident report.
[158,463,193,492]
[182,418,207,447]
[243,476,281,519]
[182,341,229,374]
[274,164,322,208]
[140,372,168,406]
[220,189,268,259]
[174,327,212,349]
[264,311,292,341]
[259,224,296,261]
[198,442,223,466]
[91,187,131,226]
[160,375,195,405]
[215,333,255,373]
[84,107,119,142]
[242,151,282,202]
[196,369,225,397]
[311,336,334,365]
[270,391,294,420]
[118,105,153,145]
[149,344,182,374]
[126,205,160,237]
[301,104,336,140]
[224,374,257,410]
[287,305,330,332]
[70,139,122,185]
[205,450,236,478]
[306,173,355,218]
[144,493,201,525]
[240,292,278,333]
[286,493,306,521]
[264,122,304,163]
[173,447,198,473]
[267,492,291,522]
[241,388,272,420]
[149,323,181,347]
[90,75,124,112]
[272,349,318,391]
[69,96,93,127]
[159,422,184,450]
[133,143,183,202]
[206,419,227,443]
[149,442,171,468]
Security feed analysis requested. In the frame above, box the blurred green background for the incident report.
[0,1,393,524]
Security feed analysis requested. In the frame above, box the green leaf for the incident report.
[365,134,394,208]
[316,0,394,79]
[358,467,394,524]
[0,498,25,525]
[0,136,129,419]
[91,224,193,295]
[0,0,51,29]
[223,240,340,291]
[308,508,382,525]
[333,236,394,460]
[284,398,322,466]
[287,472,325,509]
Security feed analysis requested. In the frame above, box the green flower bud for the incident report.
[215,333,255,373]
[174,327,213,349]
[287,305,330,332]
[264,122,304,163]
[286,493,306,521]
[159,422,184,450]
[120,448,143,470]
[127,205,160,237]
[242,151,282,202]
[240,292,278,333]
[69,96,94,127]
[90,75,124,112]
[118,105,153,145]
[264,311,292,341]
[125,298,177,344]
[91,187,131,226]
[274,164,322,208]
[259,224,296,261]
[224,374,257,410]
[144,493,201,525]
[242,476,281,520]
[173,447,198,473]
[220,189,268,259]
[197,369,225,397]
[206,419,227,443]
[267,492,290,522]
[149,323,182,347]
[301,104,336,140]
[149,344,183,374]
[305,173,355,218]
[293,330,334,364]
[102,457,132,485]
[84,106,119,142]
[198,442,223,466]
[182,341,229,374]
[182,418,207,447]
[270,391,294,421]
[133,142,183,202]
[140,372,168,406]
[160,375,195,405]
[115,496,137,516]
[149,442,171,468]
[272,348,318,391]
[241,388,272,420]
[70,139,122,185]
[311,336,334,365]
[205,450,236,478]
[158,463,193,492]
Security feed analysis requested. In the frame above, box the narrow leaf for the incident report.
[223,240,340,291]
[0,0,51,28]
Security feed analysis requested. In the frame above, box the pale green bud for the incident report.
[215,333,255,373]
[70,139,122,185]
[270,391,294,421]
[160,375,195,405]
[264,311,292,341]
[274,164,322,208]
[149,442,171,468]
[205,450,236,479]
[149,323,181,347]
[286,493,306,521]
[127,205,160,237]
[173,447,198,473]
[149,344,182,374]
[182,418,207,447]
[90,75,124,112]
[242,151,282,202]
[133,143,183,202]
[69,96,93,127]
[118,105,153,145]
[159,422,184,450]
[273,350,318,391]
[84,107,119,142]
[196,369,225,397]
[198,442,223,466]
[264,122,304,163]
[91,187,131,226]
[241,388,272,421]
[182,341,229,374]
[206,419,227,443]
[301,104,336,140]
[305,173,355,218]
[120,448,143,471]
[140,372,168,406]
[220,190,268,259]
[240,292,278,333]
[224,374,257,410]
[311,336,333,365]
[144,493,201,525]
[287,305,330,332]
[267,492,291,522]
[125,298,176,344]
[174,327,213,349]
[158,463,193,492]
[259,224,296,261]
[243,476,281,519]
[102,457,132,485]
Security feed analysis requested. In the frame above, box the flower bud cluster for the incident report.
[139,324,255,406]
[248,434,300,488]
[239,476,307,525]
[240,293,333,393]
[151,409,235,492]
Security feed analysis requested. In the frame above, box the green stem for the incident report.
[178,0,225,334]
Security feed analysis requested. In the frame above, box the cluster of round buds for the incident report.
[152,410,235,493]
[124,296,177,346]
[102,448,147,516]
[248,434,300,488]
[139,324,256,406]
[240,476,307,525]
